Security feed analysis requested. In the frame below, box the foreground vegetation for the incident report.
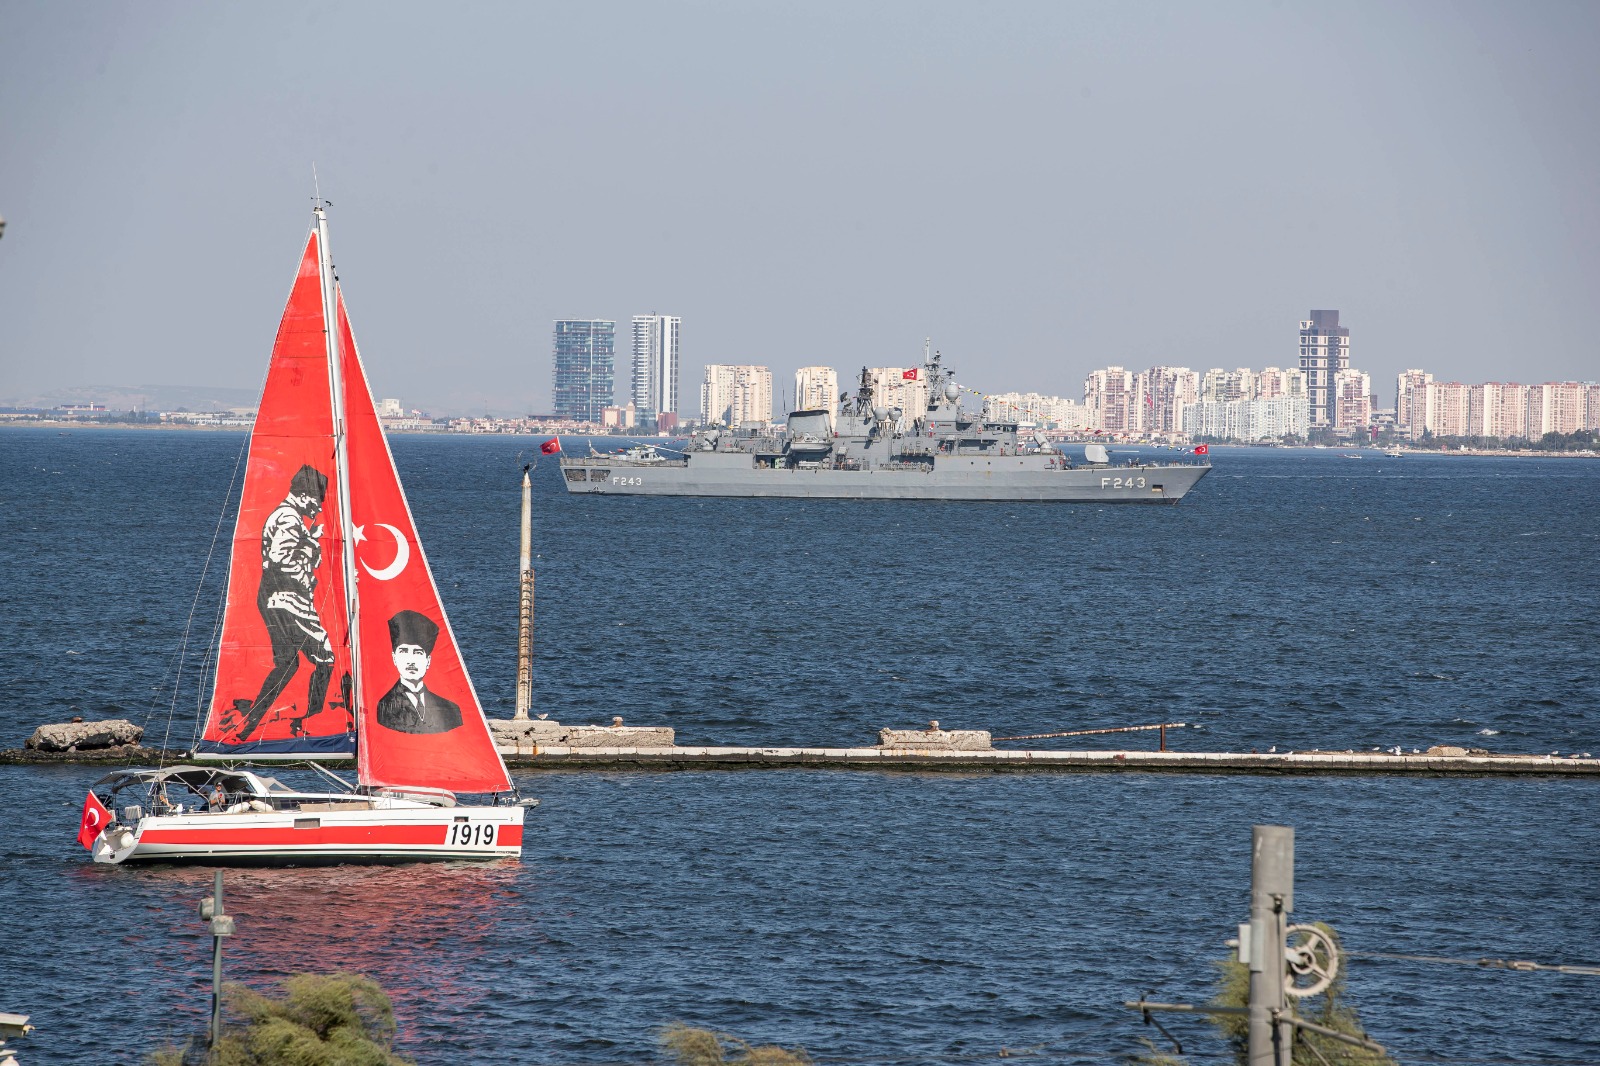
[147,973,414,1066]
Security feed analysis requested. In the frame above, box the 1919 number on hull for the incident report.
[448,822,498,847]
[1100,476,1147,490]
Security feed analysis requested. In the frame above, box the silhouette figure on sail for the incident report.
[376,610,463,734]
[234,464,340,741]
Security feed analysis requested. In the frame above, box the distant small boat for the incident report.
[1384,449,1403,458]
[1342,453,1364,459]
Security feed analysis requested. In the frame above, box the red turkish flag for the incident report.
[77,792,111,850]
[540,437,561,455]
[1194,444,1210,455]
[901,368,919,380]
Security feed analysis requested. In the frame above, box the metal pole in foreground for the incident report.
[1248,825,1293,1066]
[210,870,224,1051]
[514,466,534,720]
[198,869,235,1056]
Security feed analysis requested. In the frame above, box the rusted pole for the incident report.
[514,467,534,720]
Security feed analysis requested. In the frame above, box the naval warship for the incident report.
[559,351,1211,503]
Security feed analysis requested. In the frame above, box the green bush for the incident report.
[147,973,415,1066]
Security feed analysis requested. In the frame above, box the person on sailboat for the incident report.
[376,610,463,734]
[234,464,337,741]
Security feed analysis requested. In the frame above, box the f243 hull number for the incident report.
[611,476,644,487]
[1100,476,1148,489]
[448,822,498,847]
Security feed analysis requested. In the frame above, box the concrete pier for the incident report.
[498,742,1600,776]
[8,718,1597,776]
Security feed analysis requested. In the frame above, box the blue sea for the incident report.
[2,426,1597,1064]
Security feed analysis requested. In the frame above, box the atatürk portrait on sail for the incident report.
[376,609,463,734]
[235,463,338,740]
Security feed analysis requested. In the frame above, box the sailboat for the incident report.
[78,206,531,864]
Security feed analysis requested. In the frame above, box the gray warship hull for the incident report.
[561,451,1210,502]
[561,350,1211,503]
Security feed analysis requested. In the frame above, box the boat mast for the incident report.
[315,204,363,732]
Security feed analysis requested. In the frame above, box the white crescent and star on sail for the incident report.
[353,523,410,580]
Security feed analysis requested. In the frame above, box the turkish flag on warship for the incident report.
[77,792,110,850]
[540,437,561,455]
[902,368,919,380]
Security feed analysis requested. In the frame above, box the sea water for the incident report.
[1,427,1596,1063]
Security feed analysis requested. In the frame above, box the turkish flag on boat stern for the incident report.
[540,437,561,455]
[901,368,919,380]
[1194,444,1210,455]
[77,792,110,850]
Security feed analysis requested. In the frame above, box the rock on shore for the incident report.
[27,719,144,752]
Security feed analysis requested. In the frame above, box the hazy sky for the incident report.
[2,1,1596,415]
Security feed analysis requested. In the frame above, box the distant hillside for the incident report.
[4,383,259,412]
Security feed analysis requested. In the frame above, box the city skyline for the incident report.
[2,5,1595,417]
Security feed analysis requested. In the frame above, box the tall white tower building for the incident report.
[1299,310,1351,430]
[631,314,681,428]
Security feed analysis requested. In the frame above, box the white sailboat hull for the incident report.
[92,804,524,865]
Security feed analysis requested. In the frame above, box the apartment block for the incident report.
[795,366,839,415]
[700,364,774,427]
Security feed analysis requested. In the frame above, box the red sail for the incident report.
[336,292,512,794]
[198,232,356,758]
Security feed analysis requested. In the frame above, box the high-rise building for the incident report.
[1085,367,1136,434]
[1256,367,1307,400]
[631,313,681,428]
[1333,368,1373,434]
[1395,369,1433,440]
[1182,396,1308,441]
[552,320,616,422]
[700,364,773,427]
[867,368,930,421]
[1142,366,1200,437]
[984,392,1089,431]
[1299,310,1350,429]
[795,367,839,414]
[1200,368,1258,404]
[1428,381,1473,437]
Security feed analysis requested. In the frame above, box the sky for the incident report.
[1,1,1596,416]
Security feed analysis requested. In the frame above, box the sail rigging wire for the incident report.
[155,430,252,765]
